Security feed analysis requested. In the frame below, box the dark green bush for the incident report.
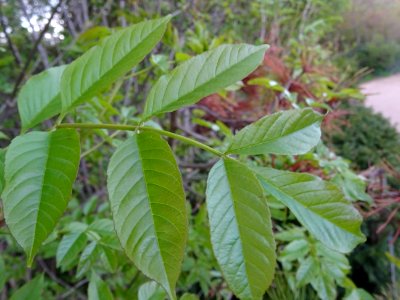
[328,103,400,177]
[356,35,400,75]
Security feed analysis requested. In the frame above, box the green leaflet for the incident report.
[61,16,171,113]
[253,167,365,253]
[143,44,268,119]
[9,275,44,300]
[138,281,167,300]
[88,272,114,300]
[206,158,276,300]
[227,108,323,155]
[107,132,187,299]
[3,129,80,266]
[296,256,318,287]
[17,65,66,130]
[56,231,88,271]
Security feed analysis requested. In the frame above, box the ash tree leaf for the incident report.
[227,108,323,155]
[17,65,66,130]
[57,231,88,271]
[88,272,114,300]
[206,158,276,300]
[10,275,44,300]
[253,167,365,253]
[107,131,187,299]
[61,16,171,113]
[143,44,268,119]
[2,129,80,266]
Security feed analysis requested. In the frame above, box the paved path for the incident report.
[360,74,400,132]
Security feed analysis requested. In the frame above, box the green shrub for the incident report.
[328,103,400,185]
[356,35,400,75]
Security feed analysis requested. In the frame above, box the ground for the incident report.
[360,74,400,132]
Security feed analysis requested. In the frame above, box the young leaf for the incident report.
[17,65,66,130]
[107,132,187,299]
[227,108,323,155]
[9,275,44,300]
[253,167,365,253]
[61,16,171,113]
[296,256,318,287]
[138,281,167,300]
[2,129,80,266]
[143,44,268,119]
[88,272,114,300]
[77,241,100,278]
[206,158,276,300]
[57,231,88,271]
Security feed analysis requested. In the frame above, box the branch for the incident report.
[0,8,22,66]
[57,122,225,157]
[11,0,64,100]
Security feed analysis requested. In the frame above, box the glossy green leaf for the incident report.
[296,256,318,287]
[17,65,66,130]
[77,241,100,278]
[138,281,167,300]
[107,132,187,299]
[206,158,276,299]
[311,270,337,300]
[61,16,171,113]
[253,167,365,253]
[344,288,374,300]
[56,231,88,271]
[143,44,268,119]
[88,272,114,300]
[227,108,323,155]
[10,275,44,300]
[0,149,5,195]
[3,129,80,266]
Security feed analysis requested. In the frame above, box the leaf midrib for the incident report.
[64,20,167,110]
[28,133,51,266]
[143,46,265,118]
[223,159,257,299]
[136,135,171,296]
[258,174,361,237]
[228,118,321,153]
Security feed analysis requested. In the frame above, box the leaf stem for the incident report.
[57,123,224,157]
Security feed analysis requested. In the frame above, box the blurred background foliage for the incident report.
[0,0,399,299]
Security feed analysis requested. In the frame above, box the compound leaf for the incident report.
[107,132,187,299]
[206,158,275,299]
[3,129,80,266]
[61,16,171,113]
[18,65,66,130]
[227,108,323,155]
[253,167,365,253]
[143,44,268,119]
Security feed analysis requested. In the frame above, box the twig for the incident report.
[11,0,64,100]
[0,8,22,66]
